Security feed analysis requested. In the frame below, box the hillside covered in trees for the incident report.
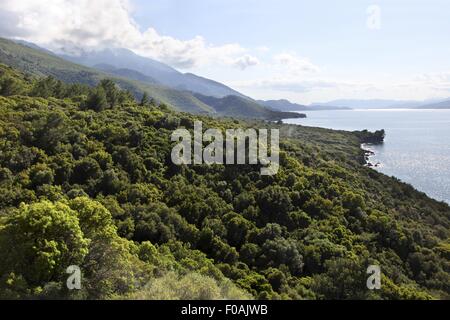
[0,64,449,300]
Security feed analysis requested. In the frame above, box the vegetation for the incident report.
[0,63,449,300]
[357,129,386,144]
[193,93,306,121]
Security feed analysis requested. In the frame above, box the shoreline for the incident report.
[361,143,381,168]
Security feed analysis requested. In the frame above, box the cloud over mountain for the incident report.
[0,0,258,70]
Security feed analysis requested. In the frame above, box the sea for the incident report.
[284,109,450,204]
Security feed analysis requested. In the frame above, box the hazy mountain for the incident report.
[0,37,299,119]
[417,100,450,109]
[259,99,351,111]
[313,98,448,109]
[257,99,308,111]
[94,63,159,84]
[60,48,248,99]
[386,98,448,109]
[181,72,249,99]
[12,39,57,56]
[194,94,305,120]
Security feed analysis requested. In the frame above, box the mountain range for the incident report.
[258,99,351,112]
[194,94,305,119]
[417,100,450,109]
[312,98,450,109]
[4,37,449,117]
[0,37,302,120]
[60,47,248,99]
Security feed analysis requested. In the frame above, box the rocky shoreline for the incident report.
[361,144,381,168]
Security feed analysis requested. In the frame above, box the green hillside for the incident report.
[0,64,449,300]
[194,93,306,120]
[0,38,214,114]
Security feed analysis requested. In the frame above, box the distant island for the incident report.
[417,100,450,109]
[258,99,352,112]
[310,98,450,110]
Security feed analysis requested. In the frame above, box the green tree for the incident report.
[86,86,108,111]
[0,201,89,286]
[99,79,119,107]
[140,92,150,106]
[0,75,25,96]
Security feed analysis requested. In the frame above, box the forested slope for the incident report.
[0,64,449,300]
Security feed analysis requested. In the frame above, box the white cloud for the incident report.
[232,54,260,70]
[0,0,257,70]
[227,46,450,102]
[2,0,446,103]
[273,53,320,74]
[228,53,328,94]
[232,71,450,104]
[414,72,450,90]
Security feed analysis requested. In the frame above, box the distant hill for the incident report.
[60,48,248,99]
[417,100,450,109]
[94,63,159,85]
[313,99,412,109]
[258,99,351,111]
[257,99,308,111]
[313,98,448,109]
[194,94,305,120]
[12,39,58,56]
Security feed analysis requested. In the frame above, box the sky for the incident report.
[0,0,449,104]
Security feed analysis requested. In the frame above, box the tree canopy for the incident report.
[0,63,449,300]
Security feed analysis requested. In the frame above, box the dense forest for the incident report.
[0,63,449,300]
